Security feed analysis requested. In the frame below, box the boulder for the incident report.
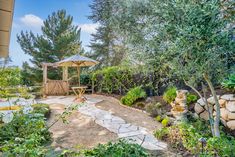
[221,94,235,101]
[219,99,226,108]
[197,98,206,106]
[227,120,235,130]
[220,118,227,127]
[207,96,220,104]
[226,101,235,113]
[228,112,235,120]
[193,113,199,119]
[194,103,204,114]
[200,111,209,121]
[220,108,229,121]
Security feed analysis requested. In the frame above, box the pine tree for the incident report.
[17,10,81,83]
[88,0,126,68]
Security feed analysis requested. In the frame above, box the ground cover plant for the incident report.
[155,120,235,156]
[121,86,146,106]
[60,139,149,157]
[222,73,235,92]
[0,109,51,156]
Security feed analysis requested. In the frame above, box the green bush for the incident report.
[155,115,162,122]
[61,139,149,157]
[154,120,235,156]
[0,111,51,156]
[222,74,235,92]
[92,66,134,94]
[32,103,50,117]
[0,67,22,88]
[163,86,177,104]
[186,93,198,105]
[121,86,146,106]
[161,117,169,127]
[154,127,169,140]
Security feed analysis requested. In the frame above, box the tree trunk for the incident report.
[204,74,220,137]
[202,83,215,136]
[184,80,216,136]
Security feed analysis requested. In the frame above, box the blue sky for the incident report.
[10,0,96,67]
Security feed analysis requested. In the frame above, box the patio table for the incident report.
[72,86,87,102]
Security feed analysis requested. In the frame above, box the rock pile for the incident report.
[194,94,235,130]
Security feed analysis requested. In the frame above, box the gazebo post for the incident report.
[77,67,80,86]
[62,66,69,95]
[42,64,47,97]
[62,66,68,81]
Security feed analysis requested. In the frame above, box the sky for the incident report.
[9,0,97,67]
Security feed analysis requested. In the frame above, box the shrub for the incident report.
[32,103,50,117]
[92,66,134,94]
[0,111,51,156]
[186,93,198,105]
[155,115,162,122]
[222,74,235,92]
[161,117,169,127]
[121,86,146,106]
[154,127,169,140]
[154,120,235,156]
[163,86,177,104]
[60,139,149,157]
[0,67,22,88]
[145,102,162,117]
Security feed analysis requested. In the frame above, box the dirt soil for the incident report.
[47,104,117,150]
[90,94,162,133]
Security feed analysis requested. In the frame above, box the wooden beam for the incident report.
[77,67,80,86]
[62,66,68,81]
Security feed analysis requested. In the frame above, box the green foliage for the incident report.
[18,87,32,99]
[186,93,198,105]
[206,135,235,157]
[121,86,146,106]
[155,115,162,122]
[0,67,22,88]
[155,120,235,156]
[32,103,50,117]
[154,127,169,140]
[80,74,91,86]
[61,139,149,157]
[88,0,126,68]
[145,102,162,117]
[222,74,235,92]
[0,111,51,156]
[163,87,177,104]
[92,66,133,94]
[17,10,81,84]
[161,117,169,127]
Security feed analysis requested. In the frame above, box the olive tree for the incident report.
[113,0,235,137]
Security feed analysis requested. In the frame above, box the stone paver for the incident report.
[39,96,167,151]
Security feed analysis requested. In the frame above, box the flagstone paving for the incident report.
[39,95,167,151]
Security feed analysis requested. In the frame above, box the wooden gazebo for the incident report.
[42,54,98,97]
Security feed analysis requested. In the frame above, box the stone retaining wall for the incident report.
[194,94,235,130]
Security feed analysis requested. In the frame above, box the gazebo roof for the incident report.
[57,54,99,67]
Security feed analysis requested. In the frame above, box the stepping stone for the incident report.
[40,97,167,151]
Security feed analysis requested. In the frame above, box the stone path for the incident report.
[39,96,167,151]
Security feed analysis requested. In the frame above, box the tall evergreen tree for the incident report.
[17,10,81,84]
[89,0,126,68]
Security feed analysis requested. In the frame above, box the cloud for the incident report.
[78,23,99,34]
[20,14,43,28]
